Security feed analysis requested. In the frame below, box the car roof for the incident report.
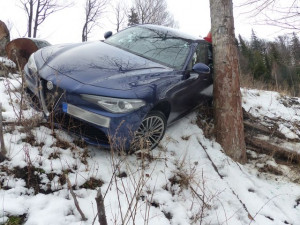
[133,24,203,42]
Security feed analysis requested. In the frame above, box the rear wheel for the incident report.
[131,111,167,150]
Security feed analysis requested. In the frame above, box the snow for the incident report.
[0,57,16,69]
[242,88,300,139]
[0,75,300,225]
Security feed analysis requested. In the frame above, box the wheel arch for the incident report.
[151,101,171,120]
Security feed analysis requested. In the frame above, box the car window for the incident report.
[105,27,191,70]
[187,42,212,70]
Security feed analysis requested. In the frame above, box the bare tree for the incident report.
[110,0,127,32]
[133,0,178,28]
[82,0,108,42]
[209,0,247,163]
[237,0,300,31]
[19,0,72,38]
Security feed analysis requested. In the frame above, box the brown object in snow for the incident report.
[5,38,51,70]
[0,20,10,57]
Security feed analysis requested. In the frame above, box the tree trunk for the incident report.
[209,0,247,163]
[82,23,87,42]
[28,0,34,37]
[33,0,41,38]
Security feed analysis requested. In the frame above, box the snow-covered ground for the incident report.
[0,68,300,225]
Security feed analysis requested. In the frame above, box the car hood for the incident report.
[36,41,174,90]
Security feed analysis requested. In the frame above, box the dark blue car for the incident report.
[24,24,213,150]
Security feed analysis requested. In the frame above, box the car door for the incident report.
[186,41,213,106]
[167,41,213,123]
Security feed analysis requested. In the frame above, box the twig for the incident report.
[66,174,88,221]
[95,188,108,225]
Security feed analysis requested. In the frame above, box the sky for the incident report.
[0,0,295,44]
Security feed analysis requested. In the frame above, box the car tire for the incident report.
[131,111,167,151]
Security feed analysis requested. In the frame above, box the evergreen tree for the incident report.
[238,34,251,75]
[276,35,291,65]
[251,29,263,52]
[238,30,300,96]
[127,7,139,26]
[291,33,300,66]
[238,34,249,56]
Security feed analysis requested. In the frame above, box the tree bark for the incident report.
[209,0,247,163]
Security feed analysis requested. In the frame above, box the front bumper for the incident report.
[25,69,148,149]
[62,103,110,128]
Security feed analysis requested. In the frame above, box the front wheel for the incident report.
[131,111,167,151]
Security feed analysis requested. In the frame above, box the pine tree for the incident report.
[127,7,139,26]
[238,34,249,56]
[291,33,300,66]
[238,34,251,75]
[251,30,262,52]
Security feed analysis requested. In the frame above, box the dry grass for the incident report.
[240,73,299,97]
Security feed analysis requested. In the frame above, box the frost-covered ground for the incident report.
[0,68,300,225]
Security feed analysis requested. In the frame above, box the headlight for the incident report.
[27,53,37,73]
[81,94,146,113]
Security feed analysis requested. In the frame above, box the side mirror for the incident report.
[104,31,113,39]
[192,63,210,74]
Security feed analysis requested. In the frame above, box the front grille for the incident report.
[53,113,110,145]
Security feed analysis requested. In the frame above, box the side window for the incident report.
[187,42,212,70]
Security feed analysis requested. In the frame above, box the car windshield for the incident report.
[104,26,191,70]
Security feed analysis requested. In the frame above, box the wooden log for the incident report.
[245,136,300,163]
[244,120,298,142]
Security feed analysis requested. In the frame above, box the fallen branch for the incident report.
[66,175,88,221]
[244,120,298,142]
[0,103,7,162]
[2,120,48,126]
[245,136,300,163]
[95,188,108,225]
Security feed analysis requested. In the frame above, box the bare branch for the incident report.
[19,0,73,38]
[236,0,300,31]
[82,0,109,42]
[0,103,7,161]
[133,0,178,28]
[110,0,127,32]
[66,174,88,221]
[95,188,108,225]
